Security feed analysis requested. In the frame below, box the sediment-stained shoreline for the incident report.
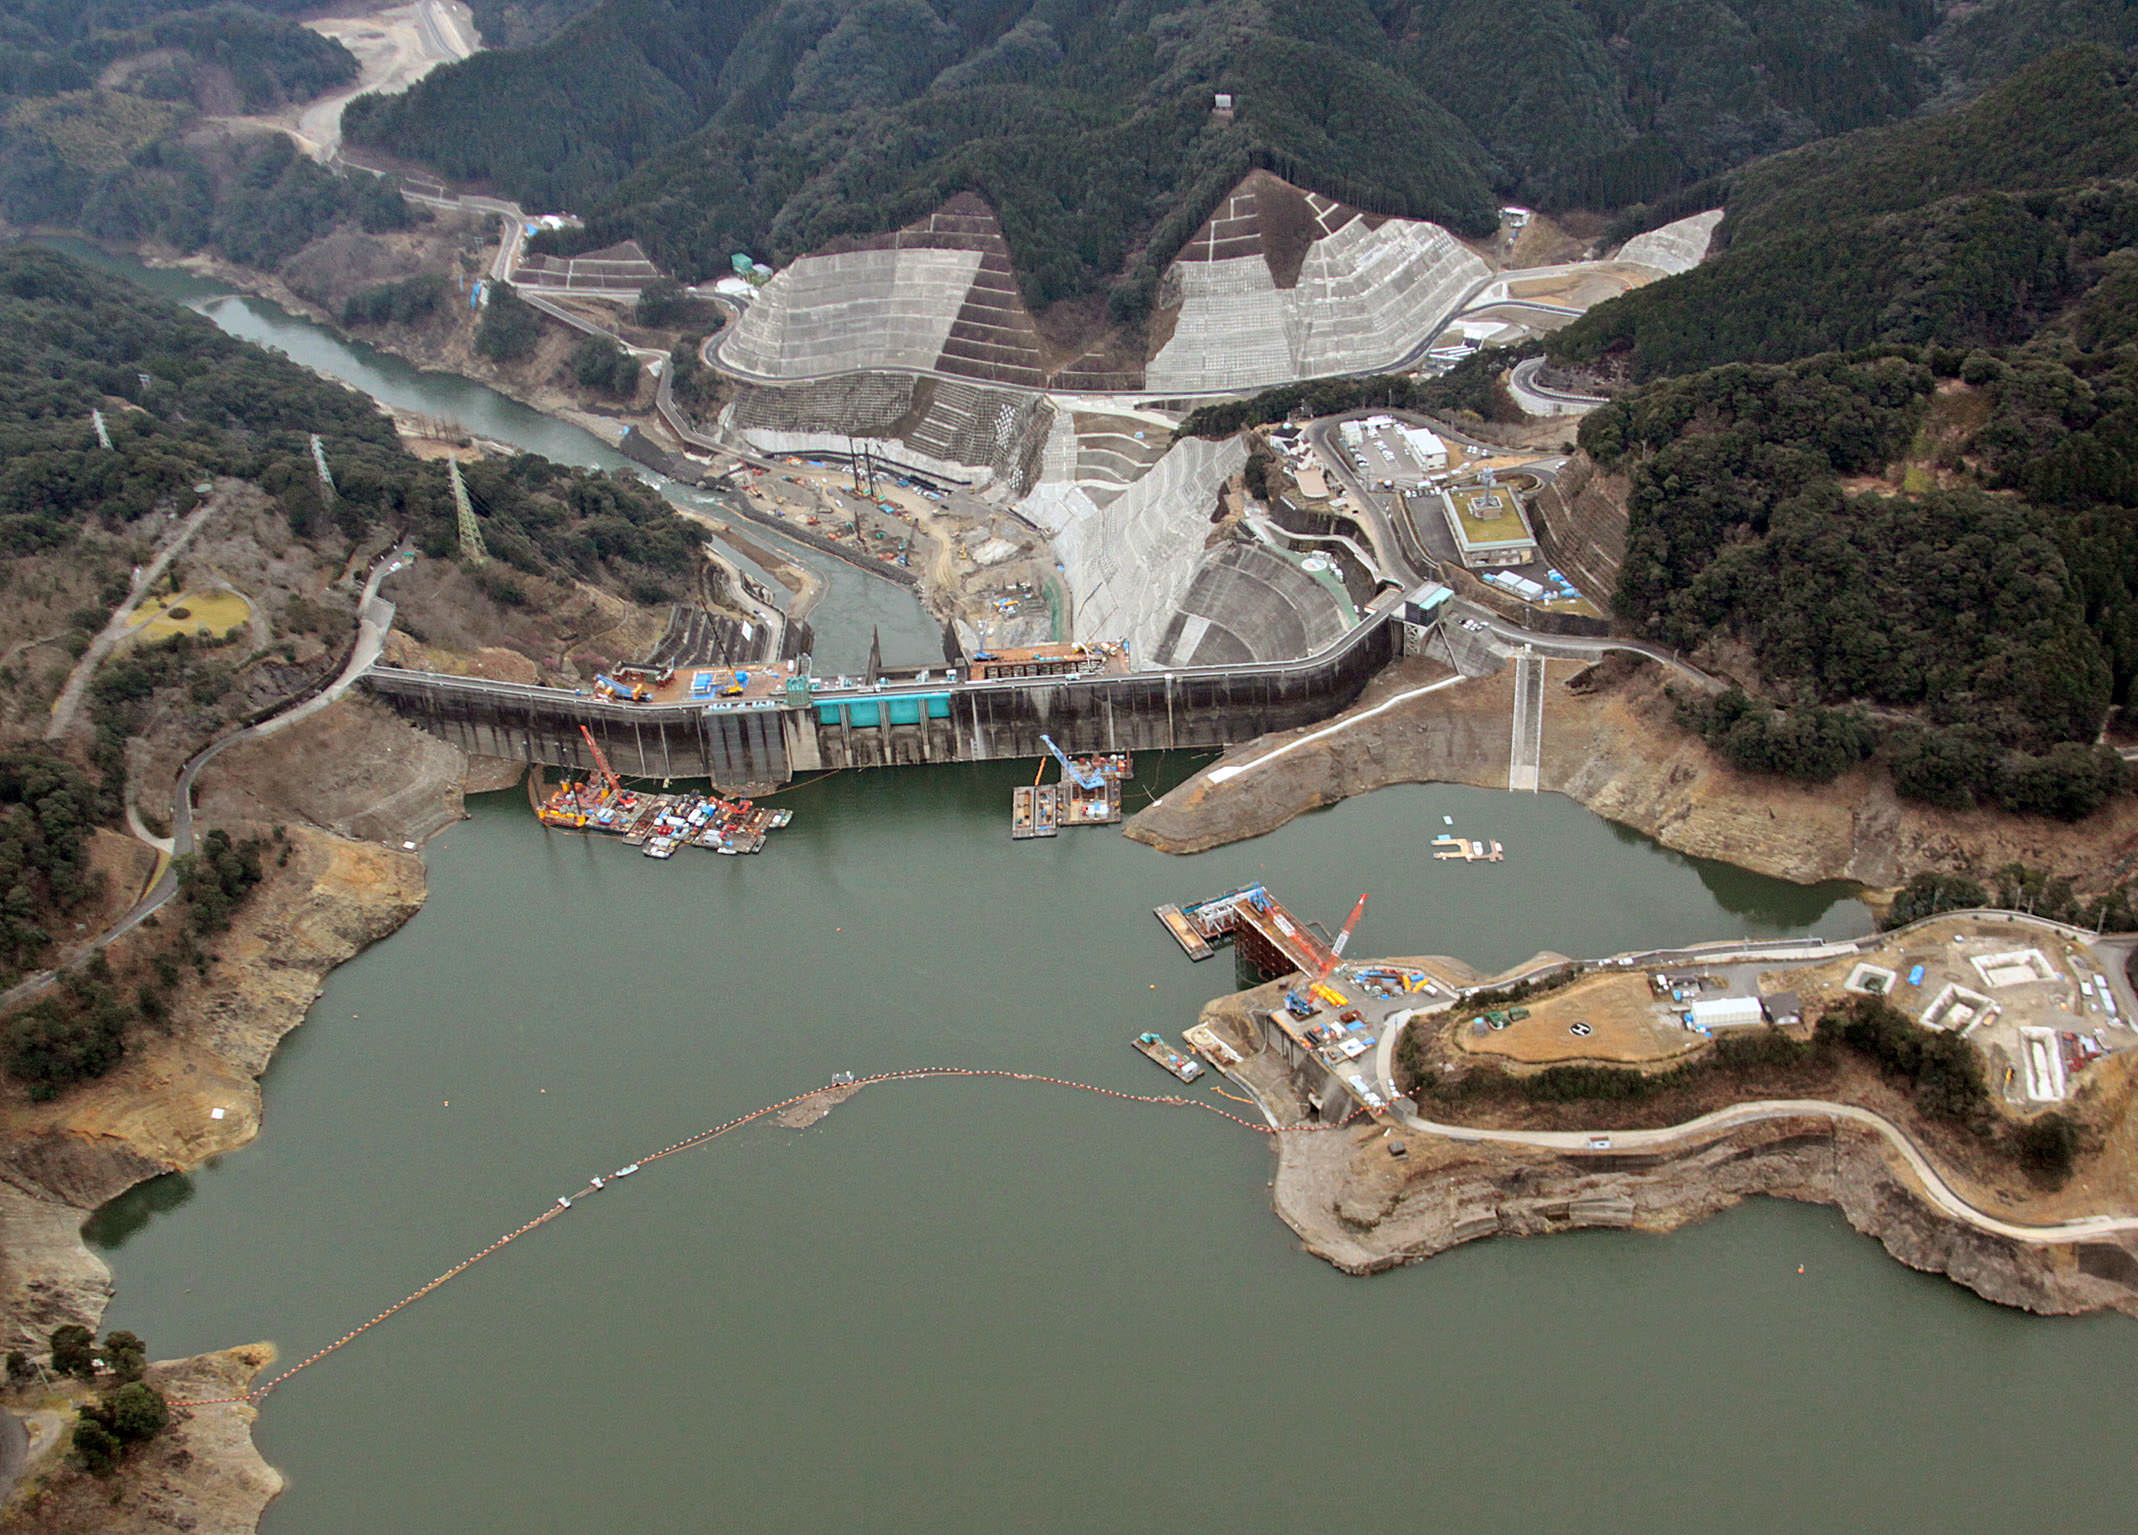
[1190,975,2138,1317]
[1127,654,2138,892]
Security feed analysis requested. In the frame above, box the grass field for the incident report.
[130,589,251,643]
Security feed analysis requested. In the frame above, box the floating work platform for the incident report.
[1011,784,1054,839]
[1133,1031,1205,1082]
[1162,884,1338,981]
[1012,752,1131,841]
[538,779,794,860]
[1154,904,1213,960]
[1431,834,1504,862]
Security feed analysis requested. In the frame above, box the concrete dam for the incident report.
[359,610,1405,788]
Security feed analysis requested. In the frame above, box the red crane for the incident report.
[579,724,622,799]
[1321,893,1369,976]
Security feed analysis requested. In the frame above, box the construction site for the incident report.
[649,182,1735,678]
[1010,742,1132,838]
[1151,893,2138,1141]
[533,723,793,859]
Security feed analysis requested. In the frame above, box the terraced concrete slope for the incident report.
[1144,172,1492,394]
[1018,435,1246,663]
[1152,542,1355,666]
[718,194,1046,387]
[1615,210,1725,275]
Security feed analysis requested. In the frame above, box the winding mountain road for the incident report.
[0,556,407,1012]
[44,497,221,741]
[1363,931,2138,1248]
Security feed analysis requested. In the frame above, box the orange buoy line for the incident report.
[169,1066,1335,1408]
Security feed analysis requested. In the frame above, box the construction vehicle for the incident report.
[578,724,622,799]
[1039,734,1105,791]
[1285,989,1316,1019]
[595,673,652,702]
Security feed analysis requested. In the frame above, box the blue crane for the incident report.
[1039,735,1105,791]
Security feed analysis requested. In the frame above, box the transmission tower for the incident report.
[449,458,488,563]
[309,433,337,502]
[91,410,112,450]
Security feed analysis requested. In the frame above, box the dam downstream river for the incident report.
[34,238,948,674]
[85,767,2138,1533]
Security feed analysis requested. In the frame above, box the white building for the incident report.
[1401,425,1446,471]
[1688,997,1764,1030]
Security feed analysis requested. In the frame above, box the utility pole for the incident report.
[449,458,488,563]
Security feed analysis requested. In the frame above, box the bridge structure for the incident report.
[360,594,1412,787]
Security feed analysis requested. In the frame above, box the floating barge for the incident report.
[538,779,793,859]
[1132,1031,1205,1082]
[1011,751,1131,839]
[1431,834,1504,862]
[1153,903,1213,960]
[1011,785,1053,840]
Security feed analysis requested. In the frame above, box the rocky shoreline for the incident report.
[1127,654,2138,891]
[1184,984,2138,1318]
[1272,1111,2138,1317]
[0,700,498,1527]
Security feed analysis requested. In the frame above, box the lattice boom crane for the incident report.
[579,724,622,798]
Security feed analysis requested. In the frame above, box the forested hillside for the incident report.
[1554,47,2138,380]
[1533,40,2138,819]
[0,244,713,1079]
[0,1,396,266]
[1580,345,2138,817]
[345,0,1965,319]
[0,245,700,590]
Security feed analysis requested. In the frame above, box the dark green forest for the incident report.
[1534,41,2138,817]
[1581,348,2138,816]
[0,246,704,584]
[0,0,349,105]
[344,0,2016,317]
[1555,47,2138,380]
[0,1,409,273]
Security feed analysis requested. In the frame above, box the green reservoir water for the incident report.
[85,768,2138,1532]
[55,239,2138,1529]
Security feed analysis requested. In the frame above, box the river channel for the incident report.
[36,237,948,674]
[59,242,2138,1531]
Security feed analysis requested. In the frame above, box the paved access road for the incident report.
[1447,597,1720,690]
[44,497,221,741]
[0,557,407,1012]
[1361,922,2138,1249]
[1509,356,1608,416]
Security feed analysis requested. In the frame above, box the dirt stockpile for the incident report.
[1128,655,2138,890]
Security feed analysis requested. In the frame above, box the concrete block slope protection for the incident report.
[720,249,985,380]
[1146,215,1490,394]
[1019,435,1248,660]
